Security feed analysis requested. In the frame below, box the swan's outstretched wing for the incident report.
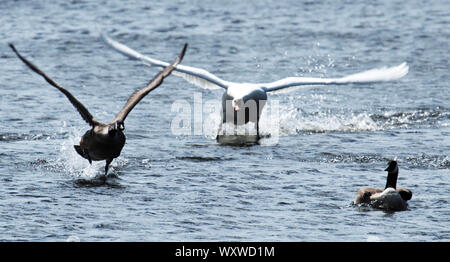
[263,62,409,93]
[112,43,187,123]
[102,33,230,90]
[9,44,99,127]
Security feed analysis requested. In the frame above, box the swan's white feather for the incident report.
[172,71,224,90]
[102,33,229,90]
[263,62,409,93]
[102,33,408,95]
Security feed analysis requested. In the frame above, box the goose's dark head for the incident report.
[108,121,125,136]
[384,160,398,172]
[384,160,399,189]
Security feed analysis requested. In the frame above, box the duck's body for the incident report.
[102,33,409,143]
[10,42,187,175]
[354,161,412,211]
[354,187,412,205]
[370,188,409,211]
[75,125,126,161]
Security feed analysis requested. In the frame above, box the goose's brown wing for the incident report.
[354,187,383,204]
[112,43,187,124]
[9,44,99,127]
[397,187,412,201]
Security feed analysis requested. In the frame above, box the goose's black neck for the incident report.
[385,169,398,189]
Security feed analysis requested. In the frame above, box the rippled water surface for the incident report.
[0,0,449,241]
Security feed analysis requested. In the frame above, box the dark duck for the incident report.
[354,160,412,211]
[9,42,187,175]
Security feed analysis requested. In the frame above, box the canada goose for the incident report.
[354,160,412,211]
[102,33,408,141]
[9,42,187,175]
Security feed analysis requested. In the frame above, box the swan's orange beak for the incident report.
[234,105,239,111]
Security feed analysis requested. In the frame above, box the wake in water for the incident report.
[202,103,449,140]
[320,152,450,169]
[275,107,380,135]
[201,102,381,141]
[371,106,449,128]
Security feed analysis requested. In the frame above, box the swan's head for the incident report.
[232,98,244,111]
[227,84,261,111]
[384,160,398,173]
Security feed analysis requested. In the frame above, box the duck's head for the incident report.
[108,121,125,136]
[384,160,398,173]
[384,160,399,189]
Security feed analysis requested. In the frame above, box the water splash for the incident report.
[202,102,381,140]
[56,125,101,179]
[277,108,380,135]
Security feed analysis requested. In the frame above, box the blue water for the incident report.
[0,0,449,241]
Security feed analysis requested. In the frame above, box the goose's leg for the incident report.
[216,121,224,141]
[104,158,113,176]
[256,105,261,140]
[256,120,260,140]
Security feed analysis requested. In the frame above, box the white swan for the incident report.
[102,33,409,141]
